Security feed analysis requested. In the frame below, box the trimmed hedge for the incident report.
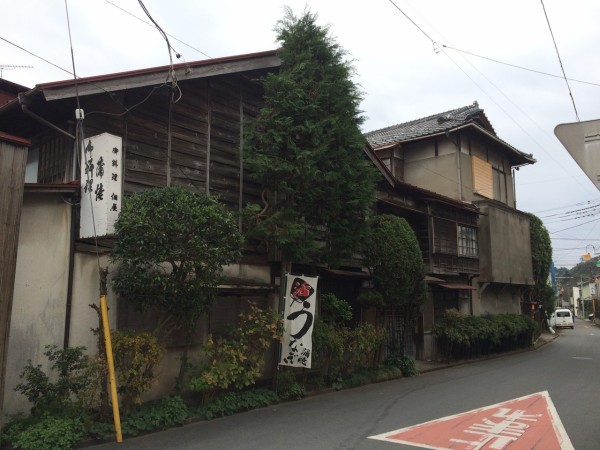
[432,310,539,361]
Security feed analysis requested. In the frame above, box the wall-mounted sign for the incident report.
[80,133,123,238]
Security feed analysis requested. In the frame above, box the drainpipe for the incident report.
[63,195,77,349]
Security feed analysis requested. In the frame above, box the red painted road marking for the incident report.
[369,391,573,449]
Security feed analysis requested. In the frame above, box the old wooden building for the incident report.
[0,49,538,415]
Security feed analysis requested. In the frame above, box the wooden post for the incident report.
[0,133,29,427]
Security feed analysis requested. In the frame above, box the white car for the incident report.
[550,308,574,329]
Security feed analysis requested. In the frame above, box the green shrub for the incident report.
[277,370,306,400]
[312,319,387,382]
[384,354,418,377]
[344,323,387,372]
[311,318,345,380]
[432,310,539,361]
[120,396,190,437]
[197,389,279,420]
[77,353,109,418]
[189,302,281,395]
[9,415,85,450]
[14,345,90,417]
[111,330,165,414]
[320,293,353,325]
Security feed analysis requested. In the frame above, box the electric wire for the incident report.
[540,0,580,121]
[1,35,174,120]
[384,0,599,209]
[104,0,211,59]
[550,217,599,233]
[441,45,600,88]
[0,36,74,78]
[64,0,103,274]
[386,0,437,48]
[384,1,595,200]
[64,0,81,111]
[137,0,182,103]
[385,0,597,268]
[539,203,600,220]
[531,199,600,214]
[432,3,595,198]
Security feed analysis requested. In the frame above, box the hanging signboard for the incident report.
[279,274,318,368]
[80,133,123,238]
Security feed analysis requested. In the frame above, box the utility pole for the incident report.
[580,274,585,320]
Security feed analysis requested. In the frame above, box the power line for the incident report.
[441,45,600,88]
[540,0,579,121]
[386,0,437,48]
[0,35,74,77]
[104,0,212,59]
[384,0,596,198]
[531,199,600,215]
[64,0,81,110]
[550,217,600,233]
[539,202,600,219]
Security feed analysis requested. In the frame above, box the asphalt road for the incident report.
[90,319,600,450]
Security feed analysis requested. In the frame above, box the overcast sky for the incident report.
[2,0,600,268]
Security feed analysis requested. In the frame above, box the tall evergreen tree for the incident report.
[244,8,378,268]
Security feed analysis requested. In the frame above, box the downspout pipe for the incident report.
[63,195,77,349]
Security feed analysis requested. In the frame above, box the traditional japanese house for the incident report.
[366,102,537,325]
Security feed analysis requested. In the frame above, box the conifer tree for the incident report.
[245,8,378,269]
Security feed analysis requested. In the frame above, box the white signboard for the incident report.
[80,133,123,238]
[279,274,318,368]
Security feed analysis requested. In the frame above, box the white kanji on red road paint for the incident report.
[369,391,573,449]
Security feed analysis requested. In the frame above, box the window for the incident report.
[433,218,458,254]
[472,156,493,198]
[458,225,478,258]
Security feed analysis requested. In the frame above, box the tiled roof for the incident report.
[365,101,494,148]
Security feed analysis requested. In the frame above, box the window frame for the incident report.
[457,224,478,258]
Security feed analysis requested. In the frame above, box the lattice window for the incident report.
[37,135,76,184]
[458,225,478,258]
[433,218,457,255]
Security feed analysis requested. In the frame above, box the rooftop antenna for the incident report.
[0,65,34,78]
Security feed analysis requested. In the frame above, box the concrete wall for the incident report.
[477,202,533,285]
[4,193,70,416]
[69,253,117,353]
[477,283,522,315]
[3,193,118,417]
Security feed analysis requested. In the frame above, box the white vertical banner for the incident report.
[279,274,318,368]
[80,133,123,238]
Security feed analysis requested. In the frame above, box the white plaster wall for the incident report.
[3,193,70,416]
[68,253,118,354]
